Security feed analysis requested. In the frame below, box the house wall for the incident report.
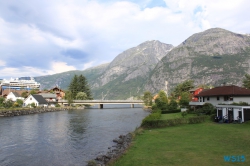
[198,96,233,106]
[6,93,17,101]
[233,97,250,104]
[24,96,39,106]
[197,96,250,106]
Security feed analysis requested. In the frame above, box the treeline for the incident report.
[143,80,195,112]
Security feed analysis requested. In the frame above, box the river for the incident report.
[0,104,149,166]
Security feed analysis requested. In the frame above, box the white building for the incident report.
[189,85,250,122]
[23,94,48,107]
[6,92,24,101]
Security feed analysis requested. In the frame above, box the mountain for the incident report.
[35,63,109,90]
[35,40,174,99]
[145,28,250,94]
[91,40,174,99]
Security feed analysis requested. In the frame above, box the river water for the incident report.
[0,104,149,166]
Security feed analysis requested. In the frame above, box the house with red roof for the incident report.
[189,85,250,122]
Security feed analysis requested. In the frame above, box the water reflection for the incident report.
[0,105,148,166]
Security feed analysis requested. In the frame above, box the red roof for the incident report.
[196,85,250,97]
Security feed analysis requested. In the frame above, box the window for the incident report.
[30,97,32,100]
[207,97,210,101]
[224,96,229,101]
[217,96,220,100]
[229,97,233,101]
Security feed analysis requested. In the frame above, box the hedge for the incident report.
[141,116,207,128]
[161,109,181,114]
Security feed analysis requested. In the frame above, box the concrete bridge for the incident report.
[57,100,144,108]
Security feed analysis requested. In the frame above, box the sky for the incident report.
[0,0,250,79]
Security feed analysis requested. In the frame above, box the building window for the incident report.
[207,97,210,101]
[224,96,229,101]
[30,97,32,100]
[217,96,220,100]
[229,97,233,101]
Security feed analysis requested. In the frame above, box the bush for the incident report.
[181,111,188,117]
[55,103,60,107]
[31,102,36,108]
[188,116,206,124]
[162,109,181,114]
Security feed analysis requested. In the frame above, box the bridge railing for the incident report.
[58,100,144,103]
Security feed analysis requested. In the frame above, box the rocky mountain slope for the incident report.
[36,40,173,99]
[91,40,174,99]
[145,28,250,94]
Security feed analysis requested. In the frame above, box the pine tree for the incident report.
[68,74,93,100]
[68,75,78,99]
[78,74,93,99]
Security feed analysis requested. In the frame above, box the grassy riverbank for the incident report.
[110,119,250,166]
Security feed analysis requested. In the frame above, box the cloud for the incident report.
[82,61,95,70]
[0,60,6,66]
[48,61,76,75]
[0,0,249,78]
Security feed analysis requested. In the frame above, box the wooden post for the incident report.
[131,104,134,108]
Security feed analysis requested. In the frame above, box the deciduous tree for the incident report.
[243,74,250,89]
[143,91,152,106]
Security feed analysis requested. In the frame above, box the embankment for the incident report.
[0,107,72,117]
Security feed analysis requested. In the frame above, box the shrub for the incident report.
[31,102,36,108]
[181,111,188,118]
[188,116,206,124]
[161,109,181,114]
[55,103,60,107]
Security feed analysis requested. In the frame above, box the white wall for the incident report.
[24,95,39,106]
[6,92,16,101]
[233,97,250,104]
[198,96,250,106]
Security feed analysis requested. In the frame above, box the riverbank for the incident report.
[109,120,250,166]
[0,107,74,117]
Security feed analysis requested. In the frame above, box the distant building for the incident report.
[0,77,40,95]
[189,87,204,102]
[48,86,65,100]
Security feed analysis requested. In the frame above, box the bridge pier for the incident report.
[99,104,103,109]
[131,104,134,108]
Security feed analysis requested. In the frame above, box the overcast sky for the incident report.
[0,0,250,78]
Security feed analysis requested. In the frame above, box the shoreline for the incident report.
[89,132,134,166]
[0,107,73,117]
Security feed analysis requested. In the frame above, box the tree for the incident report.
[0,97,5,107]
[78,74,93,99]
[168,99,178,111]
[68,74,93,100]
[76,92,88,100]
[16,99,23,107]
[30,90,37,95]
[172,80,194,98]
[21,92,28,98]
[243,74,250,89]
[3,99,14,108]
[65,90,73,106]
[155,90,168,110]
[179,92,191,107]
[158,90,168,104]
[143,91,152,106]
[68,75,78,99]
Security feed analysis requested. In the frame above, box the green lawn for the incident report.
[160,112,195,120]
[111,121,250,166]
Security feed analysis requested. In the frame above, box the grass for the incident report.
[160,112,195,120]
[110,120,250,166]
